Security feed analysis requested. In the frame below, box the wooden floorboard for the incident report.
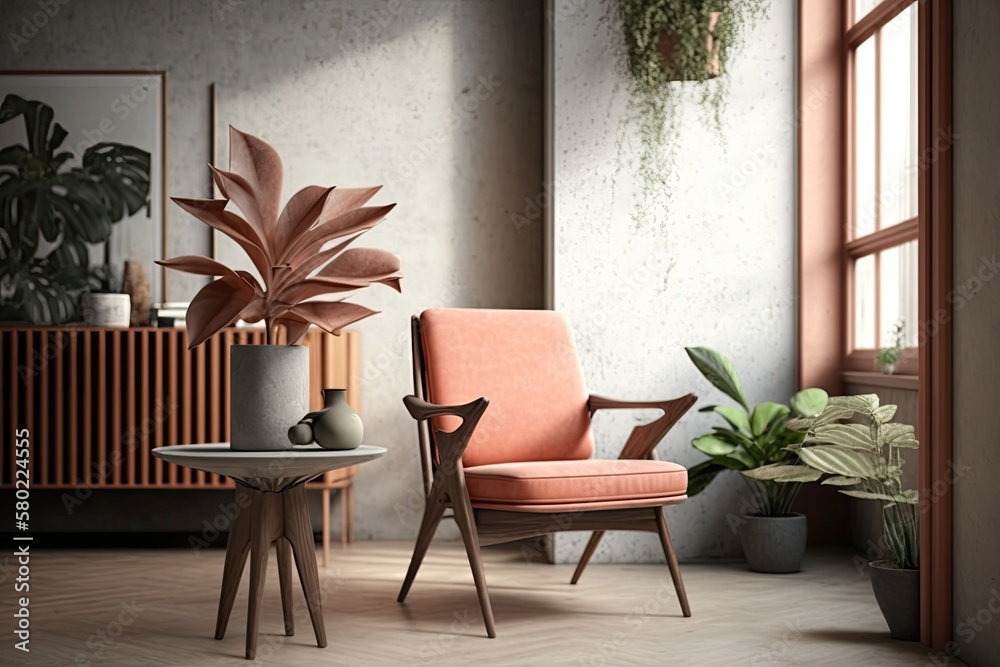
[7,543,950,666]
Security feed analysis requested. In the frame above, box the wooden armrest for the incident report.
[402,395,489,466]
[589,393,697,460]
[403,395,489,422]
[589,394,697,413]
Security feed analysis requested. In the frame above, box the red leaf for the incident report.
[185,275,256,348]
[272,237,357,292]
[275,185,333,258]
[275,277,368,306]
[280,204,396,266]
[276,314,311,345]
[287,301,379,335]
[209,165,271,254]
[320,186,382,220]
[318,248,400,281]
[172,197,273,285]
[156,255,239,278]
[228,126,284,247]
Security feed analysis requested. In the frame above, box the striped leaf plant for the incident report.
[743,394,920,569]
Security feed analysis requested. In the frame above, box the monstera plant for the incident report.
[158,126,401,347]
[0,94,151,324]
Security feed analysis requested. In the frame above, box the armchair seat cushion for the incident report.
[463,459,687,506]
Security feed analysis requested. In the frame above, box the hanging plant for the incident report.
[610,0,768,227]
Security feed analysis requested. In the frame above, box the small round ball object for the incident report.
[287,422,314,446]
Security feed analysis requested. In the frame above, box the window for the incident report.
[846,0,919,373]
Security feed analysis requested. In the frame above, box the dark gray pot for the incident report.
[869,560,920,641]
[230,345,308,452]
[739,513,808,573]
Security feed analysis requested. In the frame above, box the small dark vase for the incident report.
[869,560,920,641]
[288,388,363,450]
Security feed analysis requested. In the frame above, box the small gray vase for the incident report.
[288,388,363,450]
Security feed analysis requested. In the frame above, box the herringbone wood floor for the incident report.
[8,542,947,666]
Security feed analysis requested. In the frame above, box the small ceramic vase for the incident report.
[288,388,363,450]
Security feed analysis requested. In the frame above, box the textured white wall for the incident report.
[551,1,797,562]
[953,0,1000,663]
[4,0,544,539]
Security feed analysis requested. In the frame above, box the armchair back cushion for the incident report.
[419,308,595,467]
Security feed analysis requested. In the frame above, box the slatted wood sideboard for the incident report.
[1,326,360,565]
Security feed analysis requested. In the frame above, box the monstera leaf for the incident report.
[0,94,151,325]
[159,126,401,348]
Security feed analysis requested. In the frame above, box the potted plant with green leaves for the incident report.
[744,394,920,640]
[0,94,151,325]
[611,0,768,227]
[685,346,828,573]
[877,320,905,374]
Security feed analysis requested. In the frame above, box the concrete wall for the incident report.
[550,1,797,561]
[952,1,1000,663]
[3,0,544,540]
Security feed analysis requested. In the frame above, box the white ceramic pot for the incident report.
[80,293,131,328]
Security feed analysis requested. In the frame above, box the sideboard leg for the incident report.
[215,487,251,640]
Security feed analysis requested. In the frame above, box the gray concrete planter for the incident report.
[80,293,130,328]
[230,345,309,452]
[739,513,808,573]
[869,560,920,641]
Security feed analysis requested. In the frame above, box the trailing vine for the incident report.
[609,0,769,228]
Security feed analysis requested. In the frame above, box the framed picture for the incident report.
[0,70,167,315]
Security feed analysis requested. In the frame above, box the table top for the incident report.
[151,444,386,491]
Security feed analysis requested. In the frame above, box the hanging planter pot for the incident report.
[658,11,722,80]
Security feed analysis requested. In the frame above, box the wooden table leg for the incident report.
[246,490,282,660]
[284,484,328,648]
[276,537,295,636]
[216,488,251,640]
[214,483,328,659]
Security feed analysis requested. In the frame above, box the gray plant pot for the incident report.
[739,513,808,574]
[80,293,130,328]
[869,560,920,641]
[230,345,308,452]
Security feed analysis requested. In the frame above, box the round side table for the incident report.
[151,444,386,660]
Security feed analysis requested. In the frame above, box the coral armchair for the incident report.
[399,308,697,637]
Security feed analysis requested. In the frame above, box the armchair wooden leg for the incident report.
[570,530,605,585]
[398,484,447,603]
[655,507,691,617]
[449,480,497,638]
